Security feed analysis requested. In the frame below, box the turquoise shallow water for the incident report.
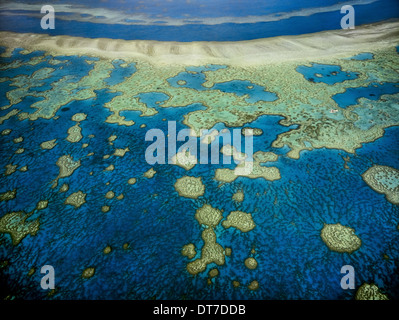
[348,52,374,61]
[0,48,398,299]
[104,60,136,87]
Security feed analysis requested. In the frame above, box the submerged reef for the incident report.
[172,149,197,170]
[222,211,256,233]
[241,127,263,136]
[40,139,57,150]
[0,28,398,163]
[214,159,280,183]
[0,211,39,245]
[82,267,95,279]
[4,164,17,176]
[362,165,399,205]
[71,113,87,122]
[0,22,398,299]
[174,176,205,199]
[103,246,112,254]
[1,31,398,160]
[143,168,156,178]
[232,190,244,202]
[66,123,83,143]
[52,155,81,188]
[244,257,258,270]
[182,243,197,259]
[59,183,69,193]
[64,191,86,208]
[355,283,389,300]
[127,178,137,185]
[248,280,259,291]
[0,189,16,202]
[36,200,48,210]
[114,147,130,157]
[186,228,225,276]
[320,223,361,253]
[195,204,223,228]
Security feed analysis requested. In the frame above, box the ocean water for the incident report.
[348,52,374,60]
[332,82,399,109]
[168,67,278,103]
[0,0,398,41]
[296,63,360,85]
[0,46,398,300]
[1,0,399,301]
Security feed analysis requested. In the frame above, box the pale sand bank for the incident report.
[0,20,398,66]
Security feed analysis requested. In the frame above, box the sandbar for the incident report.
[0,20,397,66]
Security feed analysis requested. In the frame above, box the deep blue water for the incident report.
[0,49,398,300]
[296,63,359,85]
[296,61,399,109]
[2,0,352,18]
[0,0,398,41]
[167,66,278,103]
[332,82,399,109]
